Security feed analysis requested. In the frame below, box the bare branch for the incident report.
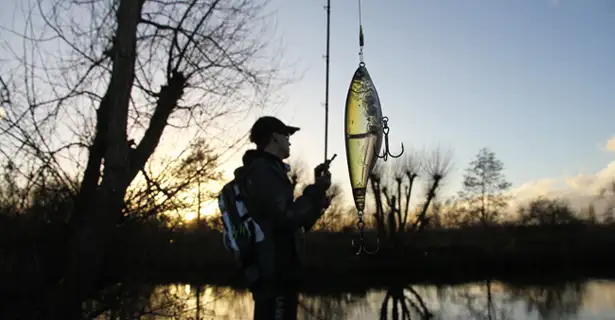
[424,146,453,183]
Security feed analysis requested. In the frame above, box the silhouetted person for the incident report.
[234,116,332,320]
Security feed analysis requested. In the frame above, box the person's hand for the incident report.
[313,162,329,180]
[313,165,331,190]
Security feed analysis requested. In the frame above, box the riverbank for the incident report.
[128,224,615,291]
[3,222,615,295]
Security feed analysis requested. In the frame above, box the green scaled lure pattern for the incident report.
[344,64,383,213]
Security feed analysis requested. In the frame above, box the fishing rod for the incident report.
[323,0,331,162]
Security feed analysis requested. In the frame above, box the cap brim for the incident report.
[285,126,300,135]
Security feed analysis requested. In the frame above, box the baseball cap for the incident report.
[249,116,300,147]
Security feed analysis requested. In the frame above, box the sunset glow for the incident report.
[181,200,219,222]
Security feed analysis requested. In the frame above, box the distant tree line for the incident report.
[3,145,614,237]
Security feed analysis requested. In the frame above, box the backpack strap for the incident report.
[232,182,257,245]
[221,183,243,232]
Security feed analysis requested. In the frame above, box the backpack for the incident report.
[217,177,264,283]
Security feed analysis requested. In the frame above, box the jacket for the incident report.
[235,149,327,297]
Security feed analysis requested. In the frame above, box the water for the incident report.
[90,280,615,319]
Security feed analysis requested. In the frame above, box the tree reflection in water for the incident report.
[85,283,367,319]
[86,284,253,319]
[441,281,515,320]
[379,285,433,320]
[435,280,586,320]
[299,292,367,319]
[81,280,600,319]
[506,281,585,320]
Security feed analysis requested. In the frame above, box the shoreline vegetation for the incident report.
[4,218,615,295]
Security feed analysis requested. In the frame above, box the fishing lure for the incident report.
[344,65,383,216]
[344,0,403,255]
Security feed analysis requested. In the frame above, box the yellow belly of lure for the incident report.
[344,65,383,213]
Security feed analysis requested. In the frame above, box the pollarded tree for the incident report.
[369,147,453,246]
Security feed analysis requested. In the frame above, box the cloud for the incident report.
[508,178,560,203]
[507,159,615,213]
[605,136,615,152]
[509,136,615,212]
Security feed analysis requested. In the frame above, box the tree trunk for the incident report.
[45,1,142,317]
[370,179,386,238]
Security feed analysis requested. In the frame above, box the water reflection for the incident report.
[507,282,585,319]
[379,285,432,319]
[89,280,615,319]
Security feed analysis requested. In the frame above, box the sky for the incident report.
[232,0,615,211]
[1,0,614,216]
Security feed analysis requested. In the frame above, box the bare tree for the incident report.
[123,138,223,225]
[0,0,287,316]
[459,148,512,227]
[312,183,349,232]
[368,147,453,247]
[410,147,454,234]
[0,134,222,229]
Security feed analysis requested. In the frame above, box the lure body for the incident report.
[344,65,383,212]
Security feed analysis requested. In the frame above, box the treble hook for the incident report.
[352,237,380,255]
[351,212,380,255]
[377,116,404,161]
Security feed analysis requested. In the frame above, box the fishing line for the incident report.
[358,0,365,66]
